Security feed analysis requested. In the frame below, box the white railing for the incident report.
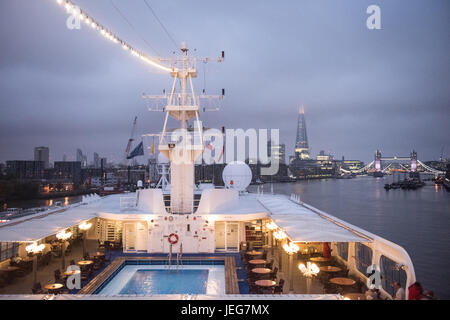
[144,93,223,111]
[290,193,302,204]
[143,131,203,151]
[81,193,101,205]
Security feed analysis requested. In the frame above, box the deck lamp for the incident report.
[265,221,277,230]
[25,242,45,288]
[298,261,320,294]
[273,230,287,240]
[79,221,92,258]
[283,242,299,292]
[283,242,299,255]
[56,230,72,270]
[26,242,45,255]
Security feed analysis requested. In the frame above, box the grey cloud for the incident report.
[0,0,449,164]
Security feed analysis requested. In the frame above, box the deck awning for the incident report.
[0,207,97,242]
[259,196,371,243]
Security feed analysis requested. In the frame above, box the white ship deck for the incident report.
[0,192,371,244]
[0,190,416,300]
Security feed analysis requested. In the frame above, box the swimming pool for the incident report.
[94,259,226,295]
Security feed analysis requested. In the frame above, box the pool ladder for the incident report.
[168,243,183,270]
[168,244,173,270]
[176,243,183,270]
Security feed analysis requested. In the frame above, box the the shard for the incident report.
[295,106,310,159]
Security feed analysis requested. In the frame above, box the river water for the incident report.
[4,195,83,209]
[249,176,450,299]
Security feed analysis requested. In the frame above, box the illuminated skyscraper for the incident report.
[295,106,310,160]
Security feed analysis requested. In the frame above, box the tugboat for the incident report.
[373,171,384,178]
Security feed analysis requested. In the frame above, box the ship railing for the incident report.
[143,131,204,150]
[144,93,223,112]
[290,193,303,204]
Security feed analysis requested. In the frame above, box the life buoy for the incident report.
[168,233,179,245]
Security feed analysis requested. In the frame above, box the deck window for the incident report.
[215,222,239,252]
[0,242,19,262]
[355,243,373,275]
[337,242,348,261]
[380,255,407,297]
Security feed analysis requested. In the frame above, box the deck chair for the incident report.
[31,282,44,294]
[265,259,274,270]
[270,267,278,280]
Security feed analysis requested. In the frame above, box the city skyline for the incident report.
[0,0,449,164]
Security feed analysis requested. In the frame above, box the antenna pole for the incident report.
[142,43,224,214]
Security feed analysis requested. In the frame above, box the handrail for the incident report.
[177,243,183,269]
[168,244,173,270]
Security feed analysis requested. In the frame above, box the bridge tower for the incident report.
[410,150,417,172]
[375,150,382,172]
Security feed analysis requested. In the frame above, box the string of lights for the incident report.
[54,0,172,72]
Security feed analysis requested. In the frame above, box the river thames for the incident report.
[249,176,450,299]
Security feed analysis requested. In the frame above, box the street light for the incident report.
[25,242,45,289]
[78,221,92,258]
[273,229,287,271]
[298,261,320,294]
[56,230,72,270]
[283,242,299,292]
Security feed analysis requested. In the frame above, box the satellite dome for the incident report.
[222,161,252,191]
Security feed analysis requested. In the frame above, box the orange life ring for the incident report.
[168,233,179,245]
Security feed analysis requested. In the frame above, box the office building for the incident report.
[34,146,50,169]
[6,160,44,180]
[267,141,286,165]
[294,106,310,160]
[93,152,100,168]
[76,148,88,167]
[54,161,82,184]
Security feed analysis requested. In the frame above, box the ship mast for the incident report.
[143,43,224,214]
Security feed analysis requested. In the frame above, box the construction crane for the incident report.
[124,116,138,165]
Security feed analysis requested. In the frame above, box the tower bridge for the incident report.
[340,150,445,176]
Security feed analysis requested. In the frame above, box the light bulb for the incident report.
[298,263,307,273]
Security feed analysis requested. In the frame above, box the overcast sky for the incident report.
[0,0,449,164]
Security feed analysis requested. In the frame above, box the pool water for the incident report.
[97,264,225,295]
[120,270,209,295]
